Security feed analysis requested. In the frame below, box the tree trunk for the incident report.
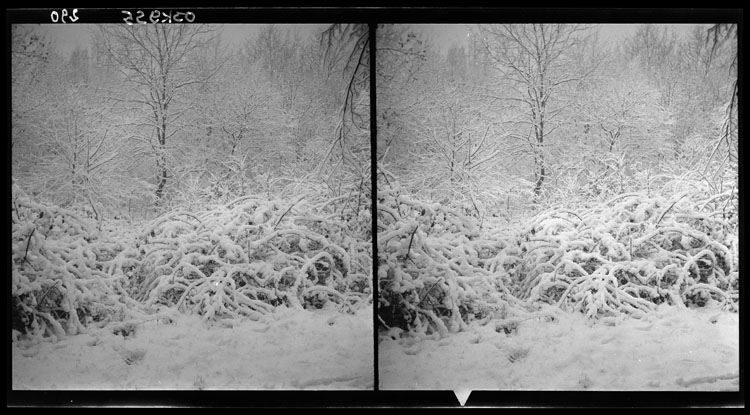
[533,117,545,198]
[155,122,168,200]
[533,154,545,197]
[155,154,168,200]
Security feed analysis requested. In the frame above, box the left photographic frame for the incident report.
[10,10,373,392]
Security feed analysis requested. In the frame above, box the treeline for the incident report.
[12,24,370,220]
[377,24,737,218]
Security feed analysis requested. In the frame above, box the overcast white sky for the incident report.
[28,24,329,56]
[410,23,703,53]
[25,23,703,58]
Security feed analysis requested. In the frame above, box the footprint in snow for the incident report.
[506,347,529,363]
[404,345,422,355]
[119,348,147,366]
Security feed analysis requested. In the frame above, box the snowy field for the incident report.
[12,305,373,390]
[379,303,739,392]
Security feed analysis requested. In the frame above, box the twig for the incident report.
[405,224,419,262]
[377,164,394,189]
[629,237,633,258]
[171,212,204,225]
[377,314,392,330]
[354,174,365,219]
[13,199,21,222]
[656,194,687,226]
[339,188,354,221]
[274,198,303,230]
[721,185,735,220]
[23,228,36,264]
[37,280,61,308]
[416,277,444,308]
[225,195,261,209]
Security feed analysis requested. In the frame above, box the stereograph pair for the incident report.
[9,11,740,406]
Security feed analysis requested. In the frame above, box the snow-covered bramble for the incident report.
[517,193,738,320]
[12,176,372,341]
[134,192,372,320]
[380,181,738,337]
[11,182,144,341]
[377,178,526,337]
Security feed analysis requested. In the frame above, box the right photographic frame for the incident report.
[375,22,739,394]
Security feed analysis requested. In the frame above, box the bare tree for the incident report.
[705,24,738,170]
[11,25,55,156]
[406,48,504,213]
[320,24,370,176]
[376,25,428,166]
[33,83,127,219]
[95,25,220,202]
[476,24,592,199]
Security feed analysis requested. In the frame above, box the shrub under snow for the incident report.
[518,192,738,321]
[12,182,144,341]
[378,184,739,336]
[12,180,372,342]
[377,182,528,338]
[133,194,372,319]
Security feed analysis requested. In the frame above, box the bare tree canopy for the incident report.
[95,24,222,200]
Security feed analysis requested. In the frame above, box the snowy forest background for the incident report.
[376,24,739,391]
[377,24,737,217]
[13,23,370,219]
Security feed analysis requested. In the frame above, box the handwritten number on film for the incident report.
[50,9,79,23]
[122,10,196,25]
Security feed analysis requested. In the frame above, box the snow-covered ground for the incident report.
[379,303,739,392]
[12,305,373,390]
